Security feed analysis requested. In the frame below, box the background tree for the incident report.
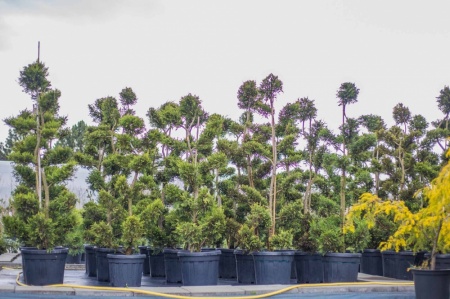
[56,120,87,152]
[258,73,283,236]
[3,60,78,249]
[336,82,359,235]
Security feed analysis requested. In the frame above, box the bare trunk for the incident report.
[340,105,346,252]
[270,104,277,236]
[128,171,139,216]
[41,169,50,219]
[430,219,444,270]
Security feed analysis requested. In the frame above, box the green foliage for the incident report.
[174,189,226,252]
[121,215,144,255]
[2,216,29,245]
[236,224,263,252]
[310,215,344,253]
[18,61,51,100]
[269,230,293,250]
[140,199,169,248]
[28,212,56,250]
[87,221,116,249]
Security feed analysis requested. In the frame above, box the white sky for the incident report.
[1,0,449,142]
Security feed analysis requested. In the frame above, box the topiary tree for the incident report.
[3,60,79,250]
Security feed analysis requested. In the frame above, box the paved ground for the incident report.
[0,253,415,298]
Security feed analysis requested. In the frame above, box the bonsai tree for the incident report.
[139,198,178,251]
[236,203,271,252]
[310,215,344,253]
[174,188,226,252]
[2,60,79,250]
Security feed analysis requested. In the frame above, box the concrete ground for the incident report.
[0,253,415,297]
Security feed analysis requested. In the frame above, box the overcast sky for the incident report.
[1,0,449,142]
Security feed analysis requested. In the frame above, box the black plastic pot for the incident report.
[234,250,256,284]
[253,251,294,285]
[138,246,150,276]
[108,254,146,287]
[85,245,97,277]
[149,248,166,277]
[360,249,383,276]
[294,252,323,283]
[323,252,361,283]
[178,250,221,286]
[396,251,415,280]
[95,248,115,282]
[19,246,37,283]
[21,247,68,286]
[381,250,398,278]
[424,253,450,270]
[66,253,82,264]
[217,248,237,279]
[164,248,189,283]
[411,269,450,299]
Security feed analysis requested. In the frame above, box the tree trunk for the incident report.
[270,104,277,236]
[41,169,50,219]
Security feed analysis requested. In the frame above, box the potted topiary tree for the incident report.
[291,213,324,284]
[235,203,294,285]
[140,198,167,279]
[107,215,146,287]
[2,59,80,285]
[310,215,361,283]
[174,188,226,286]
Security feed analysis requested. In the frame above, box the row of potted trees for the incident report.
[1,59,448,299]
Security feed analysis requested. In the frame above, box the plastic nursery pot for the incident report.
[217,248,237,279]
[360,249,383,276]
[411,269,450,299]
[107,253,146,287]
[21,247,68,286]
[95,248,115,282]
[234,250,256,284]
[177,250,221,286]
[253,251,295,285]
[66,253,82,264]
[84,245,97,277]
[138,246,150,276]
[322,252,361,283]
[294,251,324,283]
[148,248,166,277]
[424,253,450,270]
[163,248,189,283]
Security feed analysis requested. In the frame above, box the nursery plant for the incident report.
[2,59,80,285]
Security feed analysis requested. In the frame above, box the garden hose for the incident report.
[14,272,414,299]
